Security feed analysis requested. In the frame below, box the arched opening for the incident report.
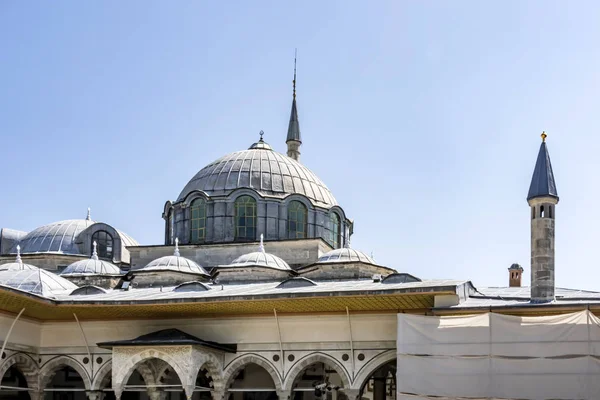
[288,201,308,239]
[358,360,396,400]
[120,370,149,400]
[328,214,341,249]
[235,196,257,241]
[166,209,175,245]
[226,363,277,400]
[44,365,87,400]
[92,230,114,260]
[291,362,345,400]
[190,199,207,243]
[540,205,545,218]
[0,365,30,399]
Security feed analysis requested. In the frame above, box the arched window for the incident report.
[288,201,308,239]
[235,196,257,241]
[166,209,175,245]
[190,198,207,243]
[329,213,341,249]
[92,230,113,260]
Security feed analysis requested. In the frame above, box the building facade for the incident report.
[0,81,597,400]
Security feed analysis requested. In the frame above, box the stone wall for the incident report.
[129,238,333,271]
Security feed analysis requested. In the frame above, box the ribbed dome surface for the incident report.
[13,219,94,254]
[0,262,37,271]
[225,251,292,271]
[61,258,122,276]
[177,147,337,207]
[0,268,78,296]
[318,248,376,264]
[137,255,210,277]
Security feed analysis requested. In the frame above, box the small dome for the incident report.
[222,237,291,271]
[0,267,78,296]
[61,245,122,276]
[0,262,37,271]
[318,248,376,265]
[135,240,210,277]
[0,246,36,271]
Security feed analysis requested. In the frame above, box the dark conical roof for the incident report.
[527,140,558,201]
[286,97,301,143]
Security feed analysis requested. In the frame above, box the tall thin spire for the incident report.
[527,132,558,201]
[86,207,91,221]
[286,49,302,162]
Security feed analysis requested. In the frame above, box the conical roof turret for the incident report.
[527,132,558,201]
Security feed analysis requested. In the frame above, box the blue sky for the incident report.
[1,1,599,290]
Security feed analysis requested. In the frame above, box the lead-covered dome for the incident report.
[14,219,94,254]
[177,143,337,207]
[318,247,377,265]
[61,246,122,276]
[134,242,210,277]
[224,250,292,271]
[0,267,78,296]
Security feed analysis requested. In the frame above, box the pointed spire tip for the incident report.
[541,131,547,142]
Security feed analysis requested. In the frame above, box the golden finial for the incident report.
[541,131,547,142]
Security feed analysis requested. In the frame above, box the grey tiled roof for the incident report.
[528,142,558,200]
[177,147,337,207]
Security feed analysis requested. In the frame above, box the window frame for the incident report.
[91,230,114,260]
[235,195,257,241]
[190,198,207,244]
[287,200,308,239]
[329,212,341,249]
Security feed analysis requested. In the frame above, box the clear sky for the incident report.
[1,1,599,290]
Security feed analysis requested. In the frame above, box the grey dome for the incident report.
[0,261,37,271]
[61,258,122,276]
[136,245,210,277]
[224,251,292,271]
[12,219,94,254]
[0,268,78,296]
[318,248,376,265]
[177,145,337,207]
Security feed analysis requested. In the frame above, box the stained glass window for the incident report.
[235,196,257,240]
[190,198,207,243]
[288,201,307,239]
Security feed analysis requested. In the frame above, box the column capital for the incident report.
[86,391,104,400]
[341,389,361,400]
[277,390,291,400]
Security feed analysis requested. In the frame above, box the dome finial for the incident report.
[86,207,91,221]
[174,237,180,257]
[259,234,265,253]
[293,48,297,99]
[15,245,22,264]
[259,130,264,142]
[91,241,99,260]
[541,131,547,142]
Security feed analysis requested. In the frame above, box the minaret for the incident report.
[527,132,559,303]
[286,50,302,161]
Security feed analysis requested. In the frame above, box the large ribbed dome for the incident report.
[13,219,94,254]
[177,145,337,207]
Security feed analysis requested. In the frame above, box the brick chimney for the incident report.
[508,263,524,287]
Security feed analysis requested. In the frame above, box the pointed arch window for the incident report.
[92,230,113,260]
[235,196,257,241]
[190,198,207,243]
[329,213,341,249]
[288,201,308,239]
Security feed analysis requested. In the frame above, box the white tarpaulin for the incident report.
[397,310,600,399]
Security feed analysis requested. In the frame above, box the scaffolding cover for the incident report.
[396,310,600,400]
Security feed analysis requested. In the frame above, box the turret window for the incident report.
[235,196,257,241]
[287,201,308,239]
[329,213,341,249]
[540,205,545,218]
[190,199,207,243]
[92,230,113,260]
